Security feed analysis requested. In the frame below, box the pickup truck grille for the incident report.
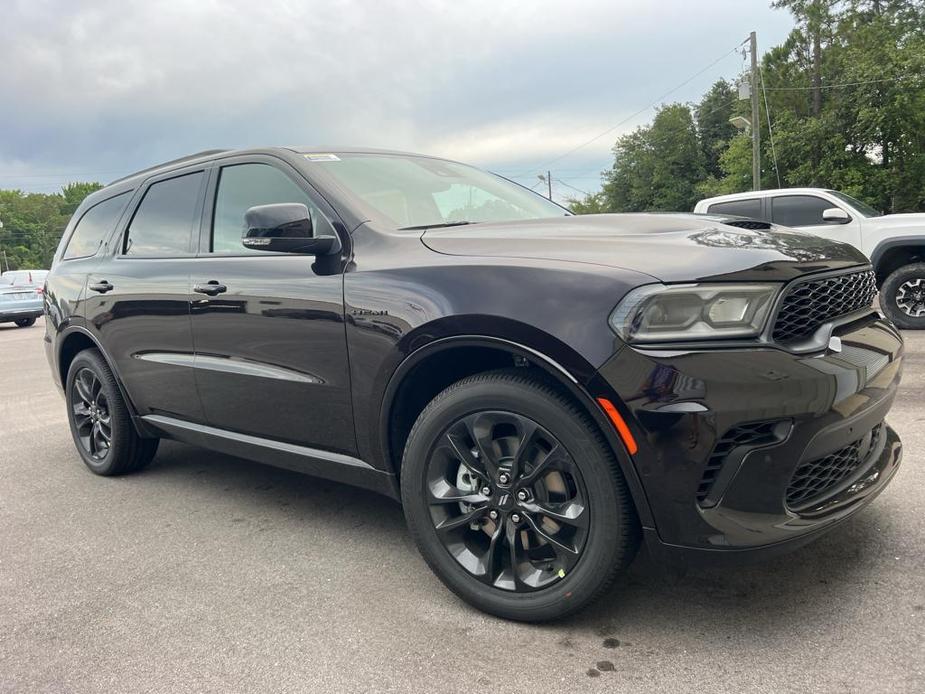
[772,269,877,343]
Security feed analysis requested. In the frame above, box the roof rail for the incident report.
[108,149,229,185]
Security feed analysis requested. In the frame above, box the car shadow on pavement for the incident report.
[144,439,893,639]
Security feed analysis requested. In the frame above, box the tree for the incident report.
[600,104,706,212]
[696,80,739,178]
[0,182,102,271]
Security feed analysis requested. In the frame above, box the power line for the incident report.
[514,38,749,177]
[758,62,782,188]
[763,75,922,91]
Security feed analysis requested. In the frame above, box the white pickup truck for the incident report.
[694,188,925,329]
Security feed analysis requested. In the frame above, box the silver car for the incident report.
[0,281,43,328]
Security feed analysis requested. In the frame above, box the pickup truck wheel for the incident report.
[65,349,159,476]
[400,369,639,621]
[14,317,36,327]
[881,263,925,330]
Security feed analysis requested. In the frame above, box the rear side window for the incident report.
[124,172,205,256]
[707,198,764,219]
[63,192,130,260]
[211,163,331,253]
[770,195,832,227]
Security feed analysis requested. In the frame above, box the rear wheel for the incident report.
[401,370,639,621]
[65,349,158,475]
[14,317,36,328]
[881,263,925,330]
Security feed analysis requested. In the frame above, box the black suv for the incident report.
[44,148,904,621]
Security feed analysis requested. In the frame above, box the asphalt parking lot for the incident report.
[0,318,922,693]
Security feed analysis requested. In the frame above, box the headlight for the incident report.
[610,283,779,344]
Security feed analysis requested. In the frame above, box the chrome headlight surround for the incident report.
[609,283,780,344]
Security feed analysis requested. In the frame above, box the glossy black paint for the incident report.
[44,146,903,566]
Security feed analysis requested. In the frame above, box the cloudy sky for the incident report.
[1,0,794,201]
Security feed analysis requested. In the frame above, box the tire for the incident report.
[14,317,36,328]
[880,263,925,330]
[65,349,159,476]
[401,369,639,622]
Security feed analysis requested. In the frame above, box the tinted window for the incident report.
[63,193,130,260]
[212,164,331,253]
[124,172,204,256]
[771,195,833,227]
[707,198,764,219]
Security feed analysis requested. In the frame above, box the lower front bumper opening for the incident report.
[644,424,902,568]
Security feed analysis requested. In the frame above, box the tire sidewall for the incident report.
[65,351,126,474]
[881,263,925,330]
[401,377,628,621]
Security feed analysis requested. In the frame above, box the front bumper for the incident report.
[592,312,903,562]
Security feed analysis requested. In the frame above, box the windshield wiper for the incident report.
[398,221,477,231]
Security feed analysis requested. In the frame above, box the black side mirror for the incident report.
[242,203,342,255]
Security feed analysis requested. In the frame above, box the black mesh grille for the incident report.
[786,424,883,509]
[697,421,782,504]
[772,270,877,343]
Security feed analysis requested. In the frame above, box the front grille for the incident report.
[786,424,883,509]
[697,420,783,504]
[772,269,877,343]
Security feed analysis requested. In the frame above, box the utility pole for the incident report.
[750,31,761,191]
[546,170,553,201]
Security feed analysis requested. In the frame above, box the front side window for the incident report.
[63,192,130,260]
[309,153,568,229]
[124,172,205,256]
[212,164,332,253]
[770,195,833,227]
[707,198,764,219]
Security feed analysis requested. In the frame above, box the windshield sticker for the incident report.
[303,153,341,162]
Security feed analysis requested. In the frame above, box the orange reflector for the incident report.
[596,397,638,455]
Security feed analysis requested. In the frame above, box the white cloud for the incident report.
[0,0,794,192]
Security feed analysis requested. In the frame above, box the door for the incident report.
[769,194,863,249]
[188,159,355,454]
[85,168,206,422]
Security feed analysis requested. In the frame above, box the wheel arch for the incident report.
[378,334,654,527]
[57,326,148,436]
[870,237,925,286]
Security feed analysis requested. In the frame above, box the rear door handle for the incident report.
[89,280,113,293]
[193,280,228,296]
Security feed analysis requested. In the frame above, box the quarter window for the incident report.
[63,192,130,260]
[124,172,205,256]
[707,198,764,219]
[212,164,332,253]
[770,195,833,227]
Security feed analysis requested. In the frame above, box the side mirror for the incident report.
[822,207,851,224]
[242,203,342,255]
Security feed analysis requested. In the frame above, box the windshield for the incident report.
[308,153,569,229]
[828,190,883,218]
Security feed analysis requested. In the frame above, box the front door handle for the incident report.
[193,280,228,296]
[89,280,113,293]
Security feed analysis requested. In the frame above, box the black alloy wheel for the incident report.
[14,317,36,327]
[65,349,159,475]
[401,370,639,622]
[70,368,113,460]
[881,262,925,330]
[426,411,590,592]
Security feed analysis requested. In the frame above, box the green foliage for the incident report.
[599,104,706,212]
[572,0,925,215]
[0,182,102,271]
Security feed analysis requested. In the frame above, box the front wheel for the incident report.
[881,263,925,330]
[401,370,639,621]
[14,317,36,328]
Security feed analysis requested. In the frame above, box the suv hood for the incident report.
[420,213,869,283]
[872,212,925,230]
